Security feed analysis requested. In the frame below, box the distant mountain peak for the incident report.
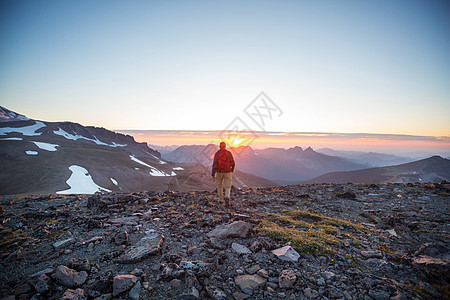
[288,146,303,152]
[0,106,30,123]
[304,146,314,152]
[430,155,443,160]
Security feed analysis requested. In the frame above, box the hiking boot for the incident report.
[224,197,230,208]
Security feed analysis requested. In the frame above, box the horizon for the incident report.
[0,106,450,158]
[2,104,449,156]
[117,129,450,157]
[1,1,449,139]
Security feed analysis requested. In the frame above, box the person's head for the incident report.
[219,142,226,149]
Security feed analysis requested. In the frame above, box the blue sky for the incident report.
[1,0,449,137]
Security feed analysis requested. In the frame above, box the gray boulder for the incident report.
[115,232,164,263]
[207,221,252,239]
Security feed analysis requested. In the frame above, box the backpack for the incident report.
[217,150,231,172]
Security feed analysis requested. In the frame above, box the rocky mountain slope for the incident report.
[0,107,273,195]
[308,156,450,184]
[0,106,30,123]
[0,182,448,299]
[163,145,367,182]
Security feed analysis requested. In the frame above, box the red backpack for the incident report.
[217,150,231,172]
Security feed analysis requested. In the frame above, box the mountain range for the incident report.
[316,148,415,167]
[164,145,373,181]
[1,106,448,195]
[0,107,273,195]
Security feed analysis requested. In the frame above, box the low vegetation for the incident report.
[256,209,369,255]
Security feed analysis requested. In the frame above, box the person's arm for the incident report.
[228,151,235,172]
[212,152,218,177]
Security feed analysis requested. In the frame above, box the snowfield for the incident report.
[173,167,184,170]
[33,141,59,151]
[57,165,111,194]
[25,150,38,155]
[130,155,174,176]
[0,137,23,141]
[0,121,46,136]
[53,128,127,148]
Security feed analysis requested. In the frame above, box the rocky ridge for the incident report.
[0,182,449,299]
[0,107,273,194]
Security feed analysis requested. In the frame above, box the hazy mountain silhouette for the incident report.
[163,145,368,181]
[307,156,450,184]
[317,148,414,167]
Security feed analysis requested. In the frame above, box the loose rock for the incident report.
[112,274,138,297]
[278,269,297,289]
[55,265,88,288]
[272,246,300,262]
[235,274,267,295]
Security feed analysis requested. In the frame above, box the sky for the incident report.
[0,0,449,152]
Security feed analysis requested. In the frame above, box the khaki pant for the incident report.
[215,172,232,201]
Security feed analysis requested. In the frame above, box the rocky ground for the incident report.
[0,182,449,300]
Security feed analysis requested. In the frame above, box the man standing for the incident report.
[212,142,235,208]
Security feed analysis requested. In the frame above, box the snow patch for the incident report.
[0,137,23,141]
[0,121,46,136]
[130,155,174,177]
[53,128,127,147]
[57,165,111,194]
[25,150,38,155]
[147,152,167,164]
[33,141,59,151]
[172,167,184,170]
[130,155,152,168]
[110,177,122,190]
[149,169,174,177]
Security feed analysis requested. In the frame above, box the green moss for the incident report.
[286,209,368,233]
[432,284,450,300]
[0,229,29,248]
[347,258,366,272]
[319,225,338,235]
[256,210,370,255]
[258,212,310,228]
[286,209,323,222]
[256,221,337,255]
[403,283,426,296]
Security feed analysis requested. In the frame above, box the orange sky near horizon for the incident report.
[118,130,450,156]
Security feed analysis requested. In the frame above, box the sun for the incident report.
[232,137,241,146]
[222,131,252,148]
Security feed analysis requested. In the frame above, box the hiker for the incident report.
[212,142,235,207]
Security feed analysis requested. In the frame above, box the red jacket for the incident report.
[212,149,235,176]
